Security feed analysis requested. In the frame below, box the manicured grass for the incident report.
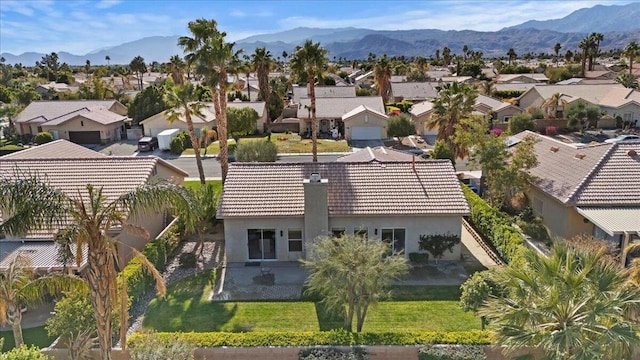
[184,180,223,193]
[182,133,350,155]
[1,326,55,352]
[143,273,479,333]
[389,285,462,301]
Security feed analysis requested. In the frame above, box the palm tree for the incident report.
[374,54,392,104]
[0,176,182,360]
[105,55,110,66]
[129,55,147,90]
[480,244,640,360]
[442,47,451,67]
[579,36,594,77]
[251,47,273,111]
[542,93,567,118]
[179,18,240,183]
[588,32,604,71]
[290,40,328,163]
[623,41,639,76]
[479,81,495,97]
[462,44,469,61]
[564,49,573,64]
[168,55,185,85]
[164,84,207,184]
[426,81,477,160]
[506,48,517,66]
[0,256,83,348]
[553,43,562,67]
[178,182,220,257]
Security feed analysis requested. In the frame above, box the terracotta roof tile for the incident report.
[218,161,469,218]
[1,140,106,159]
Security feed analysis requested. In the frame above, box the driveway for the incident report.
[348,139,384,148]
[95,139,139,156]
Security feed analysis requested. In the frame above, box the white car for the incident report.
[604,134,640,143]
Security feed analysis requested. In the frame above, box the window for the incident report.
[288,229,303,252]
[381,228,406,253]
[80,120,84,127]
[247,229,276,260]
[37,126,43,133]
[354,227,368,239]
[331,228,346,238]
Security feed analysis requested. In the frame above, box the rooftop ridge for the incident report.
[566,141,619,204]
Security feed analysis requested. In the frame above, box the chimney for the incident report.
[304,173,329,246]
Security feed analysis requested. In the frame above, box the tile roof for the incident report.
[42,106,126,126]
[390,82,439,100]
[1,139,106,159]
[341,105,388,120]
[218,161,469,218]
[576,207,640,235]
[496,73,549,83]
[599,88,640,108]
[0,241,88,272]
[140,101,266,125]
[337,147,422,163]
[15,100,120,123]
[292,86,356,102]
[521,84,623,106]
[475,94,514,112]
[513,132,640,206]
[296,97,385,118]
[227,101,267,117]
[409,101,435,117]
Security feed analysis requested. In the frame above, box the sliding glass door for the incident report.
[247,229,276,260]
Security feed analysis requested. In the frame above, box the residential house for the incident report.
[14,100,128,144]
[217,161,470,263]
[409,100,437,136]
[495,73,549,84]
[140,101,268,137]
[585,70,616,81]
[390,82,439,102]
[341,105,389,140]
[511,131,640,250]
[296,96,385,137]
[291,85,356,103]
[0,140,188,272]
[598,87,640,126]
[35,82,79,100]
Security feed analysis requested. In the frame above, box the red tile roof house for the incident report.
[511,131,640,251]
[217,161,469,263]
[0,140,188,273]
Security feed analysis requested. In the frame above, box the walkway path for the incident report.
[460,219,501,268]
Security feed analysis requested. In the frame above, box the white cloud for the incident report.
[95,0,122,9]
[1,1,35,16]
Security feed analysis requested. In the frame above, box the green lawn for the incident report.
[182,133,350,155]
[1,326,55,352]
[184,180,223,193]
[142,272,480,333]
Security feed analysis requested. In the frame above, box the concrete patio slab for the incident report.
[214,262,309,301]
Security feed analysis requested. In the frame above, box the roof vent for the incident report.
[628,149,638,157]
[309,173,321,182]
[574,153,586,160]
[550,146,559,152]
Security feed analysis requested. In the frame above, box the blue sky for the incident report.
[0,0,637,55]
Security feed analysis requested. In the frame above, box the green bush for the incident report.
[492,90,524,100]
[300,347,368,360]
[507,113,534,135]
[121,224,182,301]
[235,140,277,162]
[0,345,52,360]
[128,330,491,348]
[129,332,195,360]
[33,132,53,145]
[409,252,429,264]
[418,345,487,360]
[179,253,197,268]
[0,144,24,156]
[462,185,526,264]
[169,135,185,155]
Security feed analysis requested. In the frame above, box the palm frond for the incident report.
[131,249,166,297]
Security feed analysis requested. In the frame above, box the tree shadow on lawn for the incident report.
[315,302,345,331]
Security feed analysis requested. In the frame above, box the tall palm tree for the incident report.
[105,55,110,66]
[168,55,185,85]
[623,41,639,76]
[251,47,273,112]
[0,177,182,360]
[480,244,640,360]
[426,81,477,159]
[553,43,562,67]
[442,47,451,67]
[506,48,517,66]
[542,93,567,118]
[290,40,328,163]
[374,54,392,104]
[564,50,574,64]
[179,18,240,183]
[479,81,495,97]
[129,55,147,90]
[588,32,604,71]
[164,84,207,184]
[0,256,83,348]
[579,36,594,77]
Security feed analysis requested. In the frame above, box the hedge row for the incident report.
[121,219,182,301]
[128,330,491,348]
[461,186,527,264]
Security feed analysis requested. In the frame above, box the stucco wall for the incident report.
[527,187,591,241]
[224,215,463,262]
[118,212,166,265]
[495,107,523,122]
[141,113,215,137]
[42,115,123,144]
[602,103,640,124]
[344,112,388,140]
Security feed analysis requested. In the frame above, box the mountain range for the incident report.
[2,2,640,65]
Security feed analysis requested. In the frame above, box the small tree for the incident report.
[565,101,602,130]
[460,270,504,330]
[386,113,415,145]
[33,131,53,145]
[418,233,460,263]
[1,345,52,360]
[507,113,534,135]
[177,182,220,257]
[227,107,259,138]
[302,235,409,332]
[235,141,277,162]
[432,140,455,166]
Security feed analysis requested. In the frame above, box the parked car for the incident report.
[604,134,640,143]
[137,136,158,152]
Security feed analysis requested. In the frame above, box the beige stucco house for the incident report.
[0,140,188,272]
[296,96,385,136]
[140,101,268,137]
[217,161,470,263]
[342,105,389,140]
[14,100,128,144]
[511,131,640,251]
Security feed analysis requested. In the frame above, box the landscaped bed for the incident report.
[0,326,55,352]
[182,133,350,155]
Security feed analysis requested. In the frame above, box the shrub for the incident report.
[432,140,455,166]
[409,252,430,264]
[129,332,195,360]
[33,131,53,145]
[207,129,218,141]
[419,233,461,262]
[128,330,491,348]
[179,252,197,268]
[488,128,503,136]
[507,113,534,135]
[299,347,368,360]
[169,135,185,155]
[418,345,487,360]
[0,345,52,360]
[544,126,557,136]
[235,140,277,162]
[528,107,545,120]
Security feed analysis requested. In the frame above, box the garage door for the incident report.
[351,126,381,140]
[68,131,101,144]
